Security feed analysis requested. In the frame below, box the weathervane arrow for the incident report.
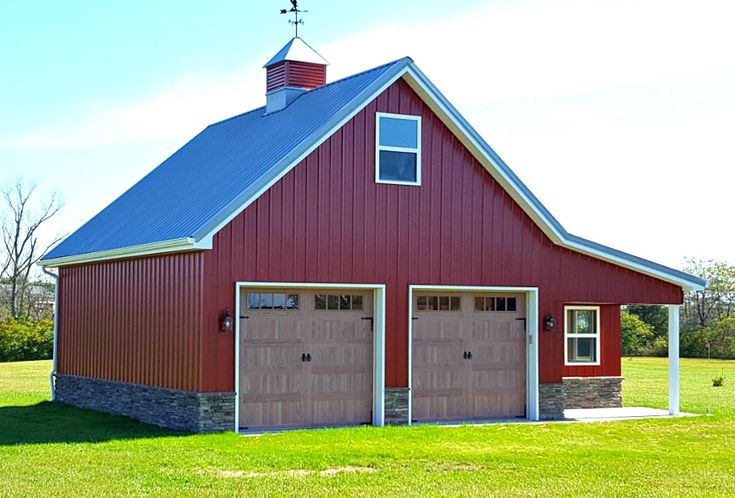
[280,0,308,37]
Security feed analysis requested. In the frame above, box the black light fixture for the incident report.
[220,308,233,333]
[543,313,557,332]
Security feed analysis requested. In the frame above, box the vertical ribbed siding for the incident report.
[199,78,683,392]
[57,252,204,391]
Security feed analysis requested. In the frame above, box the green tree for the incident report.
[621,311,655,356]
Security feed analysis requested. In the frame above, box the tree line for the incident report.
[623,258,735,359]
[0,179,61,361]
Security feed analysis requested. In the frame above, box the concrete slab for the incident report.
[563,407,697,422]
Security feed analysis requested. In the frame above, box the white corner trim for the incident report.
[407,284,540,423]
[375,112,422,186]
[563,305,602,367]
[233,281,386,431]
[39,237,209,268]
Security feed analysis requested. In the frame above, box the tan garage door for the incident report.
[238,289,373,430]
[412,292,526,422]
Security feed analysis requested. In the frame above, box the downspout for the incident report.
[42,268,59,401]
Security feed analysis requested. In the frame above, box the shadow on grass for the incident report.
[0,402,180,446]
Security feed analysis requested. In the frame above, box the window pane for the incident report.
[496,297,506,311]
[287,294,299,309]
[439,296,450,311]
[475,297,484,311]
[450,297,460,311]
[273,293,286,309]
[327,294,339,310]
[568,337,597,362]
[315,294,326,310]
[378,151,417,183]
[260,293,273,309]
[488,298,496,311]
[247,293,260,309]
[417,296,427,310]
[379,116,418,148]
[507,297,517,312]
[339,295,351,310]
[352,295,363,310]
[569,309,597,335]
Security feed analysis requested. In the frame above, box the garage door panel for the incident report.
[239,288,373,430]
[412,291,526,422]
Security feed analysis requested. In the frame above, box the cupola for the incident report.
[263,37,328,113]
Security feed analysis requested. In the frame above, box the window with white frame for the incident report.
[564,306,600,365]
[375,113,421,185]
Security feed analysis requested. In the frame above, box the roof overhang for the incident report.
[40,58,706,291]
[39,237,210,268]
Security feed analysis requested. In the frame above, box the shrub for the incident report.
[0,317,54,362]
[621,312,655,356]
[713,374,725,387]
[681,317,735,360]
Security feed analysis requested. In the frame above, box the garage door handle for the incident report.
[464,351,473,360]
[361,317,374,331]
[301,353,306,362]
[306,353,312,362]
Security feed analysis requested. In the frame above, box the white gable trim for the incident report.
[40,59,706,291]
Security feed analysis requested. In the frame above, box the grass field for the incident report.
[1,358,734,497]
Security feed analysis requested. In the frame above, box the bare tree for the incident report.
[682,258,735,328]
[0,179,63,319]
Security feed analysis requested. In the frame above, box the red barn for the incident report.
[41,37,704,432]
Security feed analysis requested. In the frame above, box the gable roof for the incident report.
[40,57,706,291]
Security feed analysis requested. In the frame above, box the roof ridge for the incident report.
[208,57,413,124]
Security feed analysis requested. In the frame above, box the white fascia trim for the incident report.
[407,284,540,422]
[233,281,387,431]
[400,66,703,292]
[38,237,208,268]
[563,305,602,367]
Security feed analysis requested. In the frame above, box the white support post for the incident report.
[668,305,680,416]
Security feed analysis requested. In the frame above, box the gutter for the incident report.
[42,268,59,401]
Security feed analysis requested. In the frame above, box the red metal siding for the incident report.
[266,61,326,91]
[199,78,682,392]
[57,252,204,391]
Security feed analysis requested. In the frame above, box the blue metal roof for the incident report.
[43,57,410,261]
[40,55,705,290]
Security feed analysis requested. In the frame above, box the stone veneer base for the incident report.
[539,377,623,419]
[384,387,410,425]
[55,374,235,433]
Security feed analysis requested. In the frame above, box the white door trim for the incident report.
[407,284,540,423]
[234,281,386,431]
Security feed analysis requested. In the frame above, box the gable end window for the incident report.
[375,113,421,185]
[564,306,601,366]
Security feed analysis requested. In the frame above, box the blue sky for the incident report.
[1,0,733,269]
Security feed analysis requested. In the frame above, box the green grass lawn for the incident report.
[1,358,734,497]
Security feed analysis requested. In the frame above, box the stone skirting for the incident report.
[562,376,623,410]
[55,374,235,433]
[384,387,410,425]
[539,377,624,419]
[539,383,565,420]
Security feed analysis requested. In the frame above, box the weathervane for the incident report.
[280,0,307,38]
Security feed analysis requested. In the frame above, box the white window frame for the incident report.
[375,112,422,186]
[564,305,601,366]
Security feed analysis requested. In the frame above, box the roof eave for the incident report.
[39,237,206,268]
[400,63,705,293]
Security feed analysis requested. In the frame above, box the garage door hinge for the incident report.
[240,315,250,319]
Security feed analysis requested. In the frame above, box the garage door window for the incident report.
[564,306,600,366]
[315,294,364,311]
[475,296,517,312]
[416,296,460,311]
[247,293,300,310]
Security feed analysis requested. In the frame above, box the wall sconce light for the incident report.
[220,308,233,333]
[543,313,557,331]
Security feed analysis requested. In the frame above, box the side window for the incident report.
[564,306,600,365]
[375,113,421,185]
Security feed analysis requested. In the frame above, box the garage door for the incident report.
[238,289,373,430]
[412,292,526,422]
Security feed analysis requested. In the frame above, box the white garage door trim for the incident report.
[407,285,539,423]
[234,281,386,432]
